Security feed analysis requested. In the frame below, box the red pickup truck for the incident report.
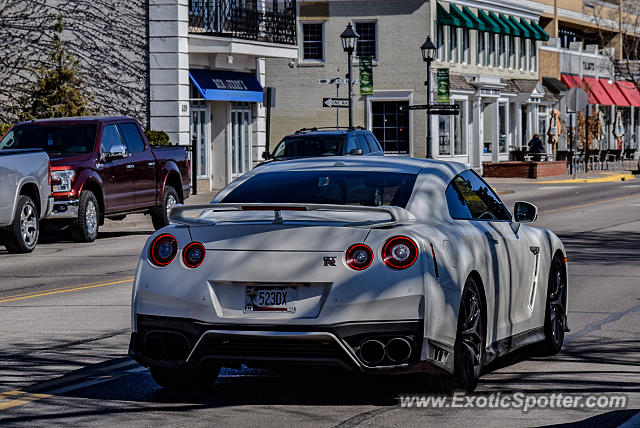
[0,117,190,242]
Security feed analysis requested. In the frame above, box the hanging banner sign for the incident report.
[437,68,450,104]
[359,56,373,95]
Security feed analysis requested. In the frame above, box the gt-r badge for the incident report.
[323,256,337,266]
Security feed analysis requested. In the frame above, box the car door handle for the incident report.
[126,164,135,170]
[147,161,156,167]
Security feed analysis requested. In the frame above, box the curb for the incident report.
[536,173,635,184]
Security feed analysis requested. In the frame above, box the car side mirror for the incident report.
[514,201,538,223]
[103,144,127,160]
[262,151,270,160]
[348,148,363,156]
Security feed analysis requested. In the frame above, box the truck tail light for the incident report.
[182,242,205,268]
[345,244,373,270]
[149,234,178,266]
[382,236,418,270]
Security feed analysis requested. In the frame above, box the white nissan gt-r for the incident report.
[129,157,568,392]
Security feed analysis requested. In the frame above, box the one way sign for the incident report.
[323,98,349,108]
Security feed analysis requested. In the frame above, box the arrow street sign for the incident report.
[400,103,460,115]
[323,98,349,108]
[317,78,359,85]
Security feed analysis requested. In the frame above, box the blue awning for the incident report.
[189,69,264,102]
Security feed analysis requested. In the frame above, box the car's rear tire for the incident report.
[537,256,567,356]
[452,276,485,392]
[150,366,220,391]
[70,190,99,243]
[150,185,179,230]
[3,195,39,253]
[419,277,485,393]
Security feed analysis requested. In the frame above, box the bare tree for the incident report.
[585,0,640,89]
[0,0,147,124]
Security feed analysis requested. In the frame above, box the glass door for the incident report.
[190,107,209,179]
[231,102,252,178]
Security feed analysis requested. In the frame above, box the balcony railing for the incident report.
[189,0,297,45]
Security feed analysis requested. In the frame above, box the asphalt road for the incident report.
[0,179,639,427]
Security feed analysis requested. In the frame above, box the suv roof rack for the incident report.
[293,126,367,134]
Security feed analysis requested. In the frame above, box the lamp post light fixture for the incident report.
[341,23,360,129]
[421,36,436,159]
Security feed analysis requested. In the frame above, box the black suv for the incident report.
[262,127,383,162]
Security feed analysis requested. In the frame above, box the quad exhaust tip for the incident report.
[359,337,413,365]
[144,333,190,361]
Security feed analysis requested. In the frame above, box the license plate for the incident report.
[244,286,297,313]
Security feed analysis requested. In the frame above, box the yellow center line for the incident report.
[0,393,51,411]
[0,390,27,399]
[0,276,135,301]
[0,278,133,304]
[542,194,640,214]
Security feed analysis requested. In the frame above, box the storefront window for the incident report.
[231,102,252,178]
[483,102,492,154]
[538,105,548,145]
[372,101,410,155]
[499,103,507,153]
[454,100,467,155]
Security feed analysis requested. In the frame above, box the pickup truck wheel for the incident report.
[150,185,178,230]
[4,195,39,253]
[71,190,99,243]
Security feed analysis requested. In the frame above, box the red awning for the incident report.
[616,81,640,107]
[561,74,598,105]
[599,78,630,106]
[583,76,614,105]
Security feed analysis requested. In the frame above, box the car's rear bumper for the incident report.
[129,315,451,375]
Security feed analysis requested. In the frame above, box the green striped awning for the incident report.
[478,9,501,34]
[500,13,520,36]
[509,15,530,38]
[530,19,550,41]
[437,2,460,27]
[520,18,542,40]
[449,4,474,29]
[462,6,486,32]
[490,12,511,35]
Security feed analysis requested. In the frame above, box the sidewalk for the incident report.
[484,170,636,185]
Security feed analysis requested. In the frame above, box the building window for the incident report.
[488,33,496,67]
[231,102,252,178]
[499,35,506,68]
[530,39,537,72]
[520,37,526,70]
[508,36,515,69]
[477,31,484,66]
[449,26,457,62]
[355,22,377,59]
[439,100,468,157]
[372,101,410,155]
[301,22,324,61]
[462,28,470,64]
[437,24,446,62]
[499,102,508,154]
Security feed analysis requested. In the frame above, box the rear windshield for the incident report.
[0,124,98,154]
[272,135,345,158]
[222,171,417,208]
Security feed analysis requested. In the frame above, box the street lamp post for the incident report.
[421,36,436,159]
[341,23,360,129]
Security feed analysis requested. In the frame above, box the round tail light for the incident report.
[382,236,418,270]
[149,234,178,266]
[183,242,206,268]
[346,244,373,270]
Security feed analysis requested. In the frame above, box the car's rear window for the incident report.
[272,135,345,158]
[0,124,98,154]
[222,171,417,208]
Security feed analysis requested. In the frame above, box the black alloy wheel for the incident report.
[539,256,567,355]
[454,276,485,393]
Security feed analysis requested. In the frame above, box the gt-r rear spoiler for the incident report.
[168,203,414,227]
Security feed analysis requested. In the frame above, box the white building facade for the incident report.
[149,0,298,190]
